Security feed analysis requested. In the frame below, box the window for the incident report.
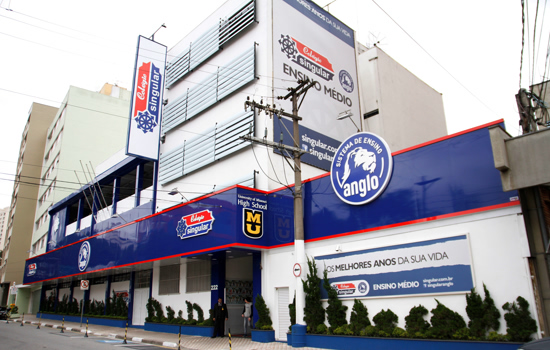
[186,260,211,293]
[135,270,151,289]
[159,264,180,295]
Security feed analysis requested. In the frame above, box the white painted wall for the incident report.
[89,283,106,302]
[263,206,539,337]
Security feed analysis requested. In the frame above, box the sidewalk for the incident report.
[6,314,328,350]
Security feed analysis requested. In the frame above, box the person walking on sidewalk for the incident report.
[212,297,228,338]
[242,297,253,337]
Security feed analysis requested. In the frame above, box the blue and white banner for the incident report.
[316,235,474,298]
[126,36,167,161]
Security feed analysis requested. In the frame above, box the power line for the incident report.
[371,0,500,117]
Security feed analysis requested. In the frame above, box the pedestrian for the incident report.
[242,297,253,337]
[212,297,228,338]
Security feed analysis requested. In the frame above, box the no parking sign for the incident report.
[80,280,89,290]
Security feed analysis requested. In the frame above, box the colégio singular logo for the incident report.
[78,241,91,272]
[330,132,393,205]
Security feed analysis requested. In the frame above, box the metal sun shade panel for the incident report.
[162,46,256,133]
[159,147,185,184]
[165,0,255,88]
[159,110,254,185]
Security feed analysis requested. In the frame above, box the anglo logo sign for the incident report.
[78,241,91,272]
[330,132,393,205]
[176,210,215,240]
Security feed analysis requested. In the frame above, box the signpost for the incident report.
[80,280,89,326]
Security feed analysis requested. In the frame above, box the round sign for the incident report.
[78,241,91,272]
[293,263,302,277]
[330,132,393,205]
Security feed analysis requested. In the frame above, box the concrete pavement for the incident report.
[5,314,329,350]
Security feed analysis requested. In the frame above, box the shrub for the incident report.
[316,323,328,334]
[193,303,204,323]
[466,287,485,337]
[502,296,537,342]
[254,294,273,330]
[405,305,430,334]
[360,325,377,337]
[482,284,501,333]
[392,327,408,338]
[453,327,475,340]
[166,306,176,323]
[323,268,347,332]
[333,324,353,335]
[186,300,194,322]
[349,299,371,335]
[145,298,156,322]
[487,331,508,342]
[288,293,296,331]
[302,256,325,333]
[373,309,398,335]
[430,299,466,339]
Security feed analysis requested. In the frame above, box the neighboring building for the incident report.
[0,207,9,252]
[30,84,130,259]
[20,0,542,344]
[0,103,57,306]
[358,45,448,152]
[490,80,550,334]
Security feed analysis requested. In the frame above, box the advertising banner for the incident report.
[273,0,360,144]
[316,235,474,298]
[126,36,167,161]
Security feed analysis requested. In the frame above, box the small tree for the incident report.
[186,300,196,324]
[466,287,485,337]
[502,296,537,342]
[166,306,176,323]
[482,284,501,333]
[373,309,398,336]
[288,293,296,330]
[349,299,371,335]
[302,256,325,333]
[145,298,156,322]
[323,268,348,331]
[430,299,466,339]
[405,305,430,335]
[254,294,273,330]
[193,303,204,323]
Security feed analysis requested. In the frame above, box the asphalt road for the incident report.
[0,321,170,350]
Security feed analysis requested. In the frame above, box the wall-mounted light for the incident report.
[337,110,360,132]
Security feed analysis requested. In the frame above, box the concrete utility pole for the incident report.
[243,79,317,326]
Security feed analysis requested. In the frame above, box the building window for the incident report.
[159,264,180,295]
[186,260,210,293]
[112,272,130,282]
[135,270,151,289]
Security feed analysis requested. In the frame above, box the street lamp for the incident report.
[168,188,189,202]
[337,110,360,132]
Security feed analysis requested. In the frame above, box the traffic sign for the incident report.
[293,263,302,277]
[80,280,89,290]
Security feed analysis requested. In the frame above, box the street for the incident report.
[0,321,169,350]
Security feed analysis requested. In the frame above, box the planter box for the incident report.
[303,334,522,350]
[144,322,214,337]
[251,329,275,343]
[37,313,127,328]
[287,332,292,346]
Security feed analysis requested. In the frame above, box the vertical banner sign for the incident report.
[126,36,167,161]
[273,0,361,144]
[316,235,475,299]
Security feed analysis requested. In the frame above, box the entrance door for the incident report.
[132,288,148,326]
[277,287,290,340]
[132,270,151,326]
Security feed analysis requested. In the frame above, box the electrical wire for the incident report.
[371,0,500,117]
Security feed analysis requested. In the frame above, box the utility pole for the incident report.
[243,79,317,327]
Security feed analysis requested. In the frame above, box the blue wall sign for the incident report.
[330,132,393,205]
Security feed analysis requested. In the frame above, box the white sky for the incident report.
[0,0,547,209]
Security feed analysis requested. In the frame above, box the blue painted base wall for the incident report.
[37,313,127,328]
[251,329,275,343]
[144,322,214,337]
[303,334,522,350]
